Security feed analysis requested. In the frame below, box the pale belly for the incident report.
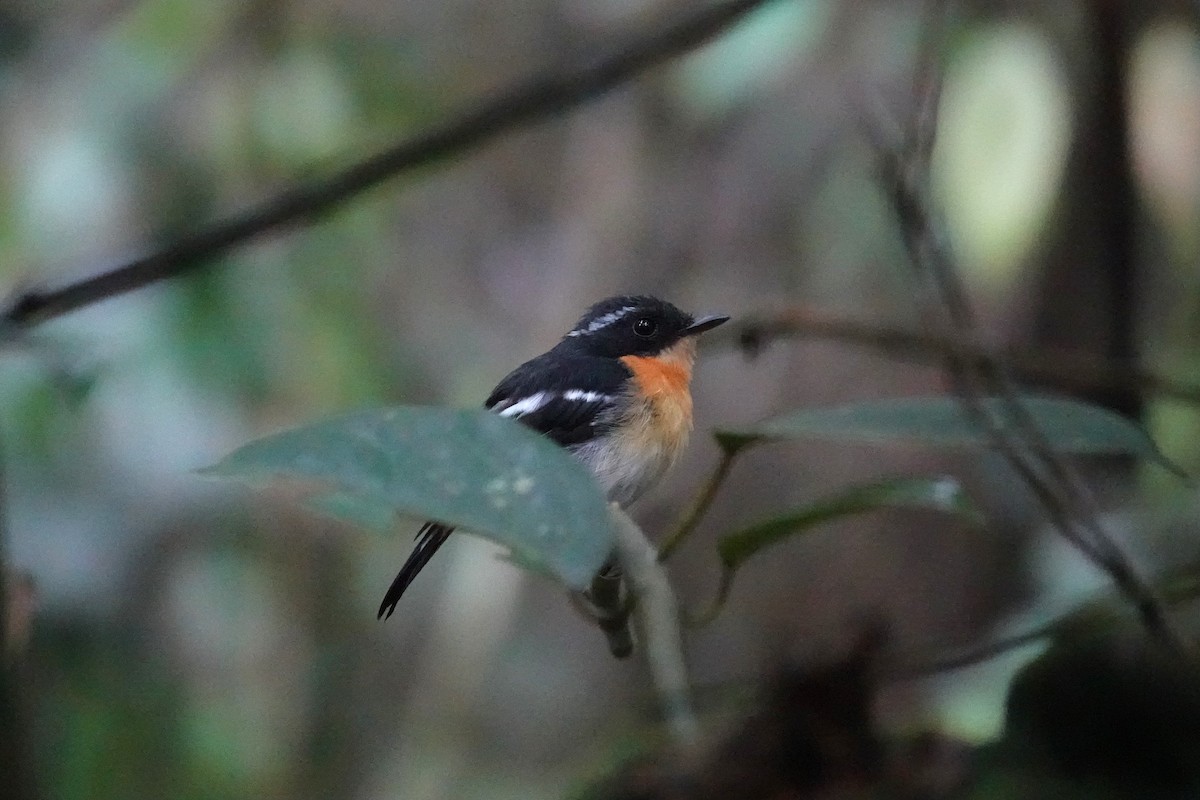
[572,391,692,507]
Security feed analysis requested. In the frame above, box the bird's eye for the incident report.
[633,317,657,337]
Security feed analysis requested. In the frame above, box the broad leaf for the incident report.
[715,395,1181,473]
[308,491,398,534]
[203,406,614,590]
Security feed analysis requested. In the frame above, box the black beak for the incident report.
[682,314,730,336]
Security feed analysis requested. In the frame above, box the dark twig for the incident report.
[716,309,1200,407]
[2,0,777,330]
[889,621,1057,679]
[894,566,1200,679]
[876,0,1190,655]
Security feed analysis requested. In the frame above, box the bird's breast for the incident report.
[586,340,696,505]
[619,342,695,450]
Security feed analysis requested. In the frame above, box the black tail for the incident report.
[377,522,454,619]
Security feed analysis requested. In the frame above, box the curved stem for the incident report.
[888,622,1057,679]
[610,504,700,750]
[658,443,744,562]
[682,567,734,628]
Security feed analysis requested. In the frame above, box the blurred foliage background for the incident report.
[2,0,1200,797]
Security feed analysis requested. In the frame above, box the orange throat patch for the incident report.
[620,338,697,434]
[621,339,695,398]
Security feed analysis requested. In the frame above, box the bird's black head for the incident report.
[561,295,729,358]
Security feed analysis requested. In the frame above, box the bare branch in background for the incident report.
[1,0,776,331]
[890,621,1056,679]
[875,0,1191,656]
[715,308,1200,407]
[893,563,1200,679]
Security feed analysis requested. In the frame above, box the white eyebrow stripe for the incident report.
[566,306,636,336]
[563,389,614,404]
[496,391,549,418]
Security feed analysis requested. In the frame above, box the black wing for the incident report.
[485,352,630,446]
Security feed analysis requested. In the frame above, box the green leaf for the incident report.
[718,476,981,571]
[203,406,615,590]
[715,395,1183,473]
[307,491,398,534]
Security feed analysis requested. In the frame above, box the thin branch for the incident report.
[2,0,778,331]
[715,308,1200,407]
[875,0,1191,656]
[909,0,951,167]
[884,151,1189,651]
[683,566,734,629]
[888,621,1056,680]
[892,565,1200,679]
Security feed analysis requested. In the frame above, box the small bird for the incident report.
[378,295,729,620]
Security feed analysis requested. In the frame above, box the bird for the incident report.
[378,295,729,620]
